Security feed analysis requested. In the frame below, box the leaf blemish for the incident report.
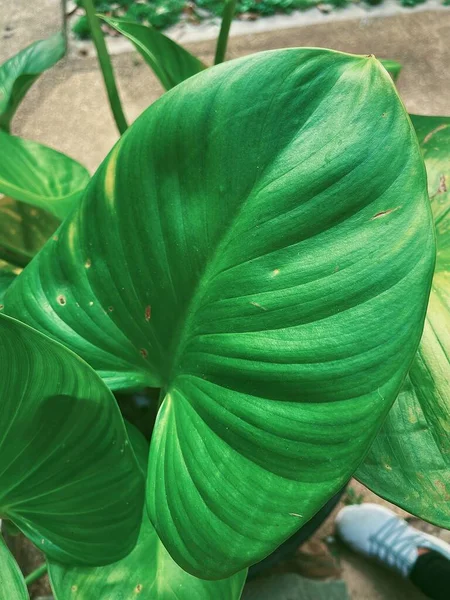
[140,348,148,359]
[250,301,268,311]
[135,584,143,593]
[272,269,280,277]
[85,258,91,268]
[57,294,66,306]
[371,207,400,220]
[145,305,151,321]
[289,512,303,518]
[71,585,78,592]
[108,306,114,312]
[423,123,448,144]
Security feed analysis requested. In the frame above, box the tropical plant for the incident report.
[0,1,448,599]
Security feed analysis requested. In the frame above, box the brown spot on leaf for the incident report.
[140,348,148,359]
[135,584,143,593]
[371,207,400,220]
[145,305,151,321]
[108,306,114,312]
[250,301,268,311]
[85,258,91,268]
[423,124,448,144]
[57,294,66,306]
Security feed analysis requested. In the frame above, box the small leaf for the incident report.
[0,32,65,132]
[0,313,144,565]
[48,426,247,600]
[4,49,434,577]
[101,17,205,90]
[0,131,90,219]
[0,195,59,268]
[357,115,450,527]
[379,59,402,82]
[0,536,28,600]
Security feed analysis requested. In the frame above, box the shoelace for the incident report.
[368,516,425,576]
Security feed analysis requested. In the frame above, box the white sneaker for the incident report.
[335,503,450,577]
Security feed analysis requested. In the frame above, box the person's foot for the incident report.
[335,503,450,577]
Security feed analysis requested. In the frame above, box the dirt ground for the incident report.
[1,1,450,598]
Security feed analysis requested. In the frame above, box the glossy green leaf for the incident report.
[0,536,28,600]
[0,195,59,268]
[0,32,65,132]
[0,313,144,565]
[0,131,90,219]
[48,427,247,600]
[101,17,205,90]
[357,115,450,527]
[379,59,402,82]
[4,49,434,577]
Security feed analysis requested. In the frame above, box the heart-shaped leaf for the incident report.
[3,49,434,577]
[0,32,65,132]
[0,131,90,219]
[0,313,144,565]
[0,195,59,268]
[48,425,247,599]
[101,17,205,90]
[357,115,450,527]
[0,536,28,600]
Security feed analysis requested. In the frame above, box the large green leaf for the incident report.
[0,195,59,268]
[101,17,205,90]
[0,131,90,219]
[0,32,65,132]
[357,115,450,526]
[0,313,144,565]
[0,536,28,600]
[3,49,434,577]
[48,426,247,599]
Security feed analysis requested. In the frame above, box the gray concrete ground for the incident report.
[1,1,450,598]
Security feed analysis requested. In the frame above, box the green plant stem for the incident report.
[214,0,237,65]
[25,563,48,586]
[82,0,128,135]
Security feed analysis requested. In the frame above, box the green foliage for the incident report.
[357,115,450,528]
[72,0,446,39]
[0,196,59,268]
[0,131,90,220]
[0,6,448,599]
[0,313,145,565]
[48,428,247,599]
[73,0,185,37]
[3,49,434,579]
[0,32,65,132]
[0,536,28,600]
[72,14,91,40]
[102,16,205,89]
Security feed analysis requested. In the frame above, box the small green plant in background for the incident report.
[343,487,365,506]
[0,0,449,598]
[70,0,436,40]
